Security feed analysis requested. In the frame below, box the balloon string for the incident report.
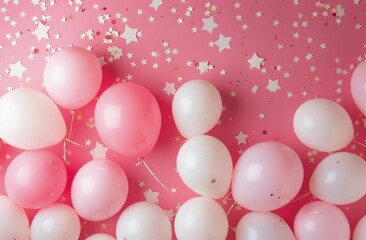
[290,191,311,204]
[62,140,67,161]
[352,132,366,148]
[65,138,87,148]
[226,202,236,216]
[353,139,366,148]
[223,191,233,201]
[63,111,86,161]
[68,110,75,139]
[136,160,171,194]
[80,219,88,228]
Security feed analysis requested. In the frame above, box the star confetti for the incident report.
[1,1,366,239]
[32,21,51,41]
[143,188,160,203]
[121,25,139,45]
[8,60,27,79]
[247,53,264,70]
[89,141,108,160]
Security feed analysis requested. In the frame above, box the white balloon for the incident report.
[86,233,116,240]
[172,80,222,138]
[310,152,366,205]
[174,197,228,240]
[354,215,366,240]
[293,98,353,152]
[116,201,172,240]
[236,212,296,240]
[177,135,232,199]
[0,195,30,240]
[0,88,66,150]
[31,203,80,240]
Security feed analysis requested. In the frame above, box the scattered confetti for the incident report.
[0,1,365,239]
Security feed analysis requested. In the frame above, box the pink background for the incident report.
[0,0,366,239]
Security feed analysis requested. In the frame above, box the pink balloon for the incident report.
[71,159,129,221]
[94,82,162,158]
[232,141,304,211]
[351,60,366,116]
[43,47,102,109]
[5,150,67,209]
[294,201,350,240]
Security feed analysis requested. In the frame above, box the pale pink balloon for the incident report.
[0,195,30,240]
[5,150,67,209]
[293,98,353,152]
[232,141,304,212]
[236,212,296,240]
[71,159,129,221]
[177,135,233,199]
[354,215,366,240]
[94,82,162,158]
[174,197,228,240]
[172,80,222,138]
[0,88,66,150]
[351,60,366,116]
[31,203,80,240]
[294,201,350,240]
[86,233,116,240]
[43,47,102,109]
[116,202,172,240]
[309,152,366,205]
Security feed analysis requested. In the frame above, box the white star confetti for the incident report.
[150,0,163,11]
[215,33,231,52]
[8,60,27,79]
[31,21,51,41]
[143,188,160,203]
[121,24,139,45]
[266,79,281,93]
[163,82,176,95]
[196,61,214,74]
[202,16,218,34]
[89,141,109,160]
[235,131,248,145]
[247,53,264,70]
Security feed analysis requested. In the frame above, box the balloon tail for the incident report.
[137,159,170,194]
[226,202,236,216]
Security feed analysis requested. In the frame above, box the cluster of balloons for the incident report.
[172,80,300,239]
[171,64,366,239]
[173,80,230,239]
[0,47,167,240]
[1,46,366,240]
[291,94,366,239]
